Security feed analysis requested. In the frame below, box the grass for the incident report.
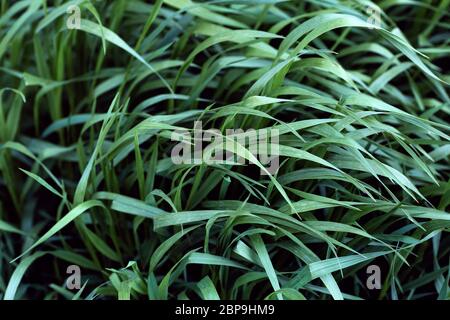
[0,0,449,300]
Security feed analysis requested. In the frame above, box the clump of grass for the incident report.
[0,0,449,300]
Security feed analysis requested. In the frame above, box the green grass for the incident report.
[0,0,449,300]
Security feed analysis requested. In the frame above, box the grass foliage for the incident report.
[0,0,450,300]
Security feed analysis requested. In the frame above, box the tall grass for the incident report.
[0,0,449,300]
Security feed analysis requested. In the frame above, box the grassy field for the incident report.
[0,0,449,300]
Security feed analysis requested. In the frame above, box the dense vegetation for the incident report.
[0,0,449,300]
